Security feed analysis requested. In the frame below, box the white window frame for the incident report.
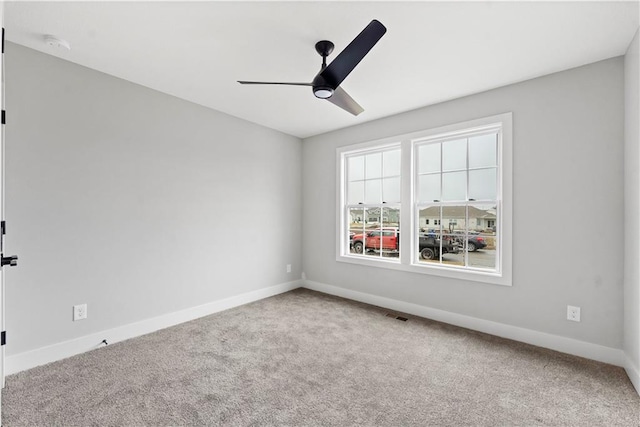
[336,113,513,286]
[337,141,403,266]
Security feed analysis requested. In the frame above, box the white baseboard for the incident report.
[6,280,302,375]
[303,280,624,367]
[7,279,629,382]
[624,353,640,395]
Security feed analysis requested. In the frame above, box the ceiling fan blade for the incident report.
[327,87,364,116]
[237,81,312,86]
[319,20,386,89]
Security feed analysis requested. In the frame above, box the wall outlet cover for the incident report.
[567,305,580,322]
[73,304,87,321]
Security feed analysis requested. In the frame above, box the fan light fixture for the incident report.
[313,87,334,99]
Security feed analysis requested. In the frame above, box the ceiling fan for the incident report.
[238,20,387,116]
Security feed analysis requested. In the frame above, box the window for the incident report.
[343,145,401,260]
[337,113,512,286]
[415,132,498,271]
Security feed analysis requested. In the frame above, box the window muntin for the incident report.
[414,131,499,273]
[344,146,401,260]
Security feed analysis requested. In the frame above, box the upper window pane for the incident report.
[418,143,441,174]
[365,152,382,179]
[469,133,497,169]
[417,174,441,202]
[347,180,364,204]
[442,171,466,201]
[364,179,382,204]
[347,147,401,205]
[469,168,497,201]
[442,138,467,171]
[348,156,365,181]
[383,149,401,177]
[382,176,401,203]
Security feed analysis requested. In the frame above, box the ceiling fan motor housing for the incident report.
[313,40,336,98]
[312,74,334,99]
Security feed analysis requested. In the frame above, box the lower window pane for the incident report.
[468,231,497,270]
[417,206,443,264]
[362,208,380,258]
[417,227,441,264]
[348,208,366,255]
[362,225,382,258]
[349,207,400,258]
[467,204,497,270]
[381,207,400,258]
[416,204,497,271]
[440,205,465,267]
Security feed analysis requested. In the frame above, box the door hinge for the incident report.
[2,28,4,54]
[1,221,5,235]
[1,331,6,346]
[1,110,5,125]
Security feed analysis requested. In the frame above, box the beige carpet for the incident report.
[2,288,639,426]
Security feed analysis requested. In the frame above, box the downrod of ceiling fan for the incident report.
[315,40,334,67]
[313,41,335,98]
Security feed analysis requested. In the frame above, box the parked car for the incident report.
[449,231,487,252]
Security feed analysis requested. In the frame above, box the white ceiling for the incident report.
[5,1,639,139]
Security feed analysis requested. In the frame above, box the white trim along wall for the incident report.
[6,280,302,375]
[302,280,624,367]
[6,279,626,375]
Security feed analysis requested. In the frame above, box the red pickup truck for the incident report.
[351,227,399,255]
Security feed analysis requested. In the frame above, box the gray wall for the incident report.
[3,39,631,361]
[624,29,640,376]
[4,43,302,356]
[303,58,625,349]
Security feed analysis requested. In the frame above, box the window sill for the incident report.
[336,254,511,286]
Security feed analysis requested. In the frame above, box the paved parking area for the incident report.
[437,249,496,268]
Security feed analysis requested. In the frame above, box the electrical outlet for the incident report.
[286,264,292,273]
[73,304,87,321]
[567,305,580,322]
